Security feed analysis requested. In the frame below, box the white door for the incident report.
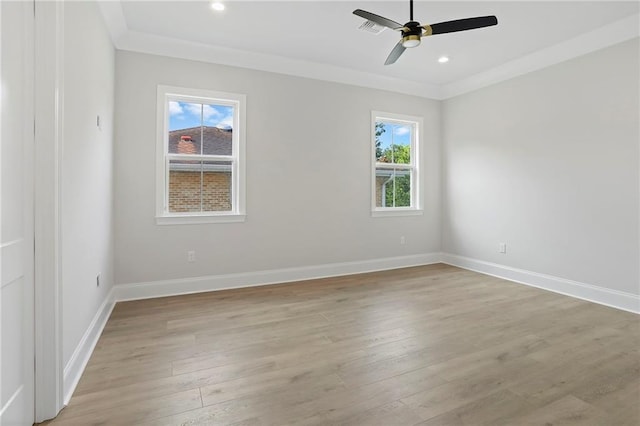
[0,0,35,425]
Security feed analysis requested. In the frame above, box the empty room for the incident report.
[1,0,638,425]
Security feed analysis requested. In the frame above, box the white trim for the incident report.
[97,3,638,100]
[441,254,640,314]
[0,0,3,413]
[34,0,65,421]
[113,253,640,313]
[96,0,127,47]
[441,14,640,99]
[156,213,246,225]
[0,385,23,419]
[63,288,116,405]
[371,209,423,218]
[120,30,443,100]
[114,253,442,302]
[0,239,23,289]
[97,0,441,99]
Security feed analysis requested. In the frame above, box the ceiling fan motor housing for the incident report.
[402,21,422,47]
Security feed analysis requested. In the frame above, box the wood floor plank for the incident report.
[505,394,609,425]
[416,389,540,426]
[327,400,423,426]
[423,333,548,382]
[49,388,202,425]
[40,264,640,425]
[579,376,640,426]
[399,354,548,423]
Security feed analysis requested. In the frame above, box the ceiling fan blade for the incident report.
[423,16,498,36]
[353,9,403,30]
[384,41,406,65]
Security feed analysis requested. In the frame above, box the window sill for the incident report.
[371,209,423,218]
[156,213,246,225]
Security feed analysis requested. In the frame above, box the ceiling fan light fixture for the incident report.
[402,35,421,48]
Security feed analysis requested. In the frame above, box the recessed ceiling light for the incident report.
[211,2,225,11]
[438,56,449,63]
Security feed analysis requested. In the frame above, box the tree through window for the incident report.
[372,112,422,214]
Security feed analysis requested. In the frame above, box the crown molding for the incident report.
[96,1,441,99]
[118,29,443,99]
[441,13,640,99]
[98,1,638,100]
[97,1,127,45]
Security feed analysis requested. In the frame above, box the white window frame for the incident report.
[371,111,423,217]
[155,85,246,225]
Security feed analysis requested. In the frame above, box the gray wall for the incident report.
[114,51,441,285]
[442,38,639,295]
[113,38,638,301]
[62,1,115,365]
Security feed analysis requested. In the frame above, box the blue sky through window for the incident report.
[169,101,234,131]
[377,121,411,157]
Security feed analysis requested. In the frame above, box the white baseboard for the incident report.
[113,253,639,314]
[63,287,116,405]
[441,253,640,314]
[114,253,443,302]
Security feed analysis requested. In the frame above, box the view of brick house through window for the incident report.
[167,101,234,213]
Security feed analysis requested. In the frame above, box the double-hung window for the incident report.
[156,85,246,224]
[371,111,422,216]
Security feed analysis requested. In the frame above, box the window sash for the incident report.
[166,153,233,162]
[371,111,422,214]
[157,85,246,222]
[166,94,237,109]
[375,163,413,170]
[164,159,237,214]
[163,98,239,214]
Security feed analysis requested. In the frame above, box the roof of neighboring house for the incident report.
[169,126,232,156]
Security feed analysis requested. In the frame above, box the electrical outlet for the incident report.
[499,243,507,254]
[400,236,406,245]
[187,250,196,262]
[96,274,101,287]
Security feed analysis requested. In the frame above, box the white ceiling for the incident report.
[101,1,640,98]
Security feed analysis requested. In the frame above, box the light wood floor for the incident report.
[42,264,639,425]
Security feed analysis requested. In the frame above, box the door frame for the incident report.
[33,0,65,421]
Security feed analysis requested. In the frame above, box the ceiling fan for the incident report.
[354,0,498,65]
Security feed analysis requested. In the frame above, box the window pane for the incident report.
[376,120,412,165]
[168,159,203,213]
[391,124,411,164]
[169,129,202,155]
[201,104,234,155]
[203,160,232,212]
[375,167,393,207]
[375,121,391,162]
[375,168,411,208]
[168,160,233,213]
[168,103,236,156]
[202,121,233,156]
[168,101,203,155]
[393,171,411,207]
